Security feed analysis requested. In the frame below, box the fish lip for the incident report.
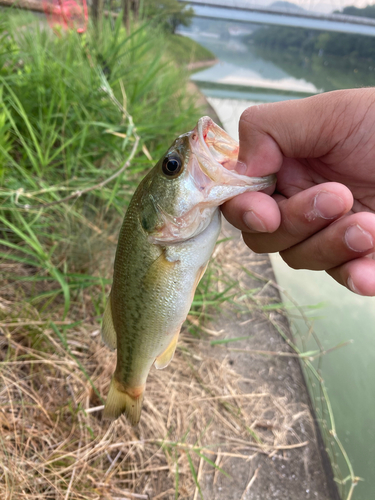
[196,116,214,156]
[188,116,228,187]
[195,116,225,174]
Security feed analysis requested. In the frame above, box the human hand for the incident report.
[222,88,375,296]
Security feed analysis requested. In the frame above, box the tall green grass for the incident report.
[0,11,203,313]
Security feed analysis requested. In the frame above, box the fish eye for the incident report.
[162,154,183,177]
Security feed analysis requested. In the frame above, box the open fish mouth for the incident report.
[150,117,276,245]
[196,116,239,172]
[189,116,276,194]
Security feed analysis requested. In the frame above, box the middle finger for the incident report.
[242,182,353,254]
[281,212,375,270]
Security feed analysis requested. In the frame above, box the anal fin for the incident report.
[101,295,117,350]
[155,329,180,370]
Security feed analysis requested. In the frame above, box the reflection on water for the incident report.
[188,33,295,79]
[192,61,321,93]
[188,30,375,95]
[187,24,375,500]
[191,34,321,94]
[254,46,375,92]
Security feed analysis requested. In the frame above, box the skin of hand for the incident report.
[222,88,375,296]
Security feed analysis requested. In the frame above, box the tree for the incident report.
[122,0,140,32]
[144,0,194,34]
[92,0,105,26]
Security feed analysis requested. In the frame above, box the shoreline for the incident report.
[187,58,219,71]
[200,218,341,499]
[191,81,340,498]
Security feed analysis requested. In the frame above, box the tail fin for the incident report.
[103,377,144,426]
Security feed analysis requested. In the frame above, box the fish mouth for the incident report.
[189,116,276,202]
[150,118,276,245]
[196,116,239,173]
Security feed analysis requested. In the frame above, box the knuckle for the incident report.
[281,214,304,239]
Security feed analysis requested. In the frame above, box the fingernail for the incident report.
[243,210,267,232]
[306,191,346,221]
[345,224,374,252]
[235,161,247,175]
[347,276,364,295]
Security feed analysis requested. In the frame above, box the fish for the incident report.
[101,116,275,425]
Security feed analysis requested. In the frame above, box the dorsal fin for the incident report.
[101,295,117,350]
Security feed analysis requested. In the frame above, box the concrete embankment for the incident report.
[199,220,340,499]
[194,88,340,498]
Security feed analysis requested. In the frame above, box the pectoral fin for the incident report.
[101,295,117,350]
[154,330,180,370]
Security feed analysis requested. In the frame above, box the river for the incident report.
[183,21,375,500]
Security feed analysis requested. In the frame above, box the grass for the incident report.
[1,224,356,499]
[0,10,203,310]
[1,10,262,499]
[0,269,316,499]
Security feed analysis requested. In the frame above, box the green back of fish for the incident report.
[108,156,190,386]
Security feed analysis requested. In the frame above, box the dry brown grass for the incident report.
[0,260,310,500]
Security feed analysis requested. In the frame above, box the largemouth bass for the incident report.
[102,117,275,424]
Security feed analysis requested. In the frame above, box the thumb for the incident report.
[237,89,362,177]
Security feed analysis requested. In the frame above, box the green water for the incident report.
[186,25,375,500]
[270,256,375,500]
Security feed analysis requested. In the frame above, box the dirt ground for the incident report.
[198,220,341,500]
[0,222,342,500]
